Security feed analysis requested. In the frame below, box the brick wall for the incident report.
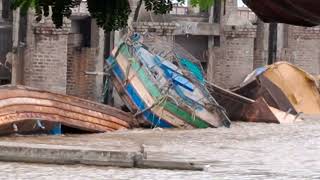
[208,25,256,88]
[20,12,105,101]
[66,20,104,102]
[132,22,176,37]
[283,26,320,75]
[23,17,70,94]
[67,46,99,101]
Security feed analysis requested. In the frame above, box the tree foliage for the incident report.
[190,0,214,11]
[10,0,195,31]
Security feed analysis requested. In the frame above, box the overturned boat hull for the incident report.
[234,61,320,115]
[208,83,300,123]
[107,36,230,128]
[0,85,132,135]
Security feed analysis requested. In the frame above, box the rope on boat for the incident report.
[133,83,171,118]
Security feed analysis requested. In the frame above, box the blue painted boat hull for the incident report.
[107,57,173,128]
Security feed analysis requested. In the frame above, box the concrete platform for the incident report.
[0,140,206,171]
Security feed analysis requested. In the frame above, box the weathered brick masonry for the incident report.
[284,26,320,74]
[208,26,256,88]
[19,12,104,101]
[23,19,70,94]
[67,45,99,101]
[132,22,176,42]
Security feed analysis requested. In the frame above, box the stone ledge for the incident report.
[132,22,176,35]
[224,25,257,38]
[34,26,70,35]
[0,141,206,171]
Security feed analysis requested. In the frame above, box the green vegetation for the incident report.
[190,0,214,11]
[11,0,216,31]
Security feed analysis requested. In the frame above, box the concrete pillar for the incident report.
[91,19,105,102]
[253,19,269,68]
[0,0,4,22]
[11,9,21,85]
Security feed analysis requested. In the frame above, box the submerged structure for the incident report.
[106,33,231,129]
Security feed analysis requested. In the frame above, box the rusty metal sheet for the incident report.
[234,76,297,115]
[208,83,298,123]
[243,98,280,124]
[0,85,132,135]
[207,82,254,121]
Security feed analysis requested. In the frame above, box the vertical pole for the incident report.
[268,23,278,65]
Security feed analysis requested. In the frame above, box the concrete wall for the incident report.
[253,19,269,68]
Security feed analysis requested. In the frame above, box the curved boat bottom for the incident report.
[0,85,132,135]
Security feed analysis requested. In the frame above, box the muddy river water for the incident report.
[0,116,319,179]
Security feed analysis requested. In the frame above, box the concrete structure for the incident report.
[3,0,320,103]
[132,1,320,89]
[243,7,320,75]
[0,0,12,85]
[0,141,205,171]
[9,2,107,102]
[130,0,258,89]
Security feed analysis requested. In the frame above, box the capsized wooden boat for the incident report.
[234,61,320,116]
[207,82,301,123]
[106,33,231,128]
[0,85,132,135]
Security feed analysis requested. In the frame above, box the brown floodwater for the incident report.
[0,115,319,179]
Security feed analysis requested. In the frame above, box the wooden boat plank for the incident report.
[0,105,126,130]
[109,55,192,128]
[0,85,131,134]
[0,87,133,124]
[0,97,129,128]
[0,112,113,132]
